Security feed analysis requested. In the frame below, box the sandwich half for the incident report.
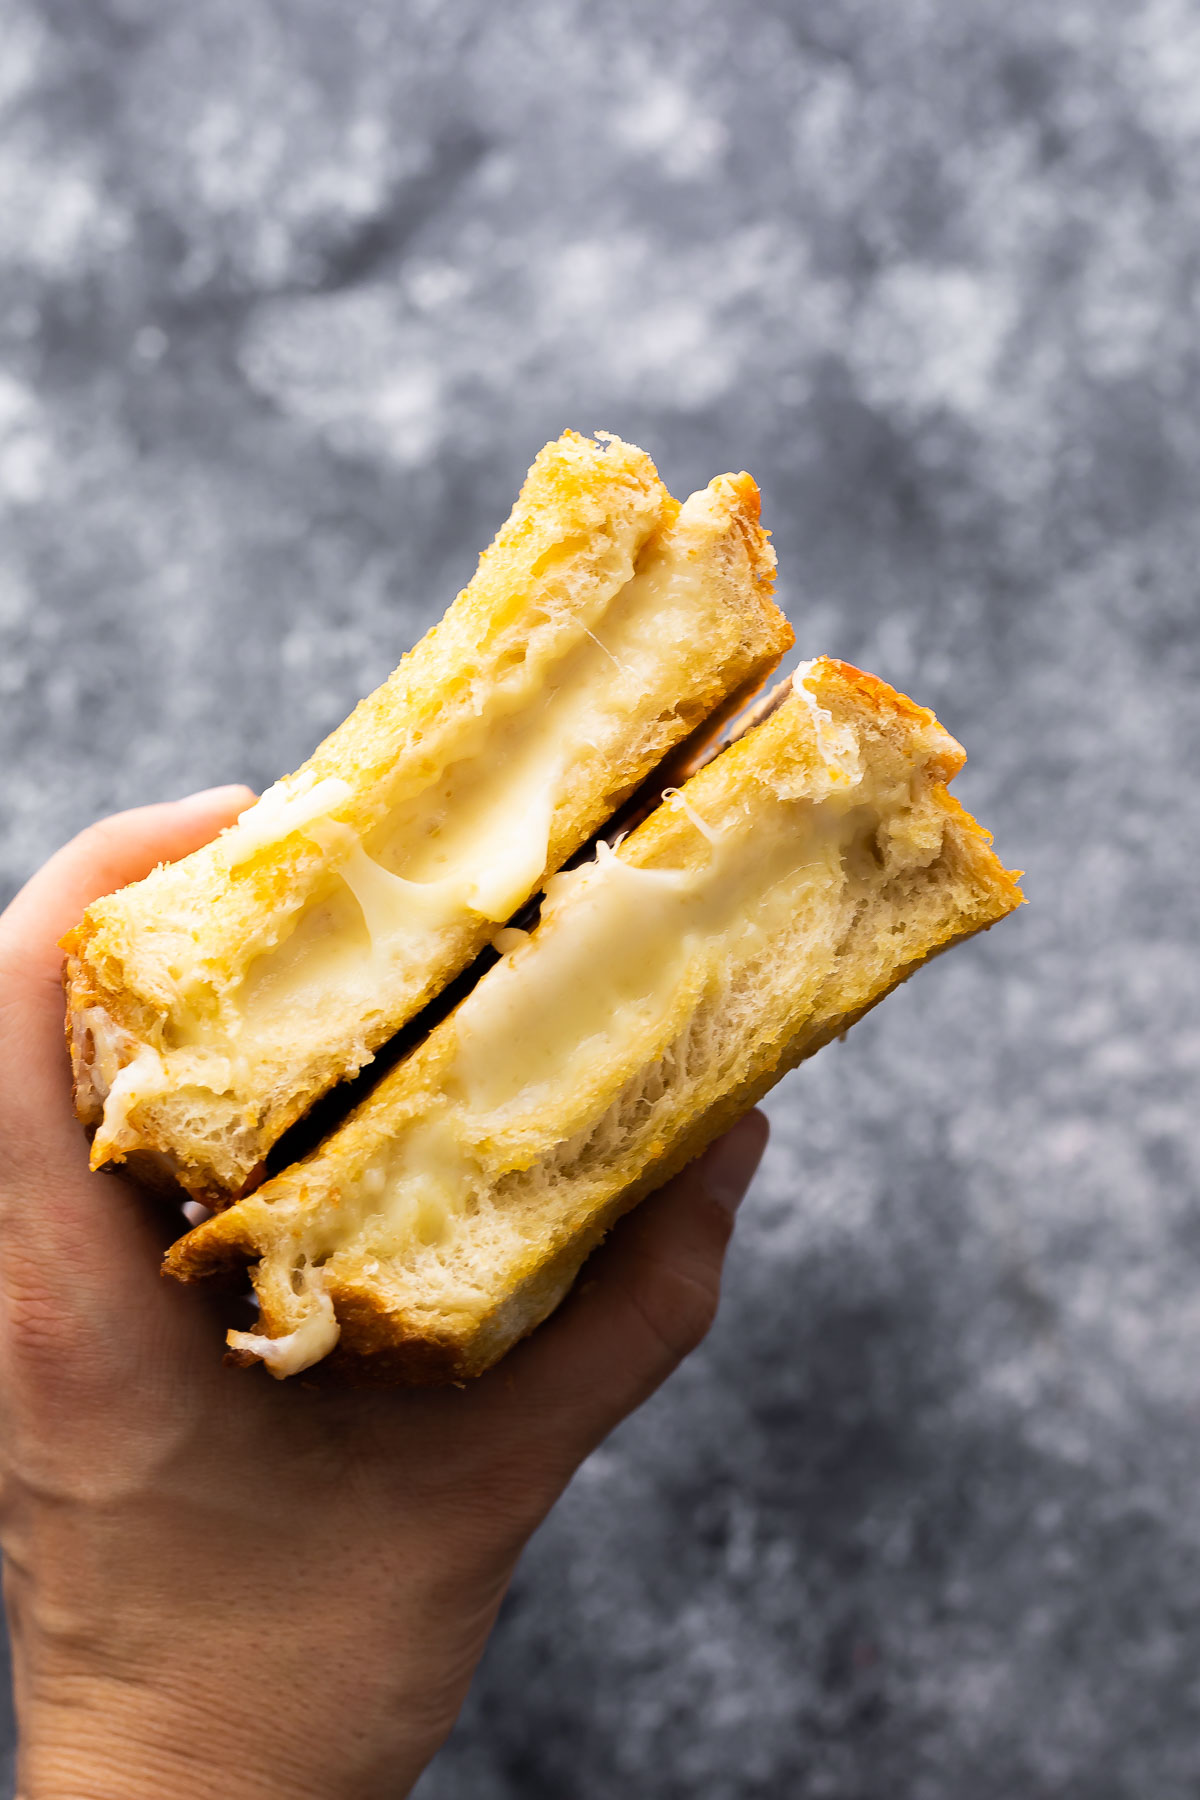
[63,431,790,1204]
[165,658,1023,1381]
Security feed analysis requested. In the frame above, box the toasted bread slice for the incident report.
[64,432,790,1203]
[165,659,1022,1381]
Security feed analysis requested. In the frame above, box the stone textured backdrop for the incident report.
[2,1,1198,1794]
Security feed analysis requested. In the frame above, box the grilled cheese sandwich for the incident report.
[164,659,1022,1381]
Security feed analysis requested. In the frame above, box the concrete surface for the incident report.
[1,0,1198,1793]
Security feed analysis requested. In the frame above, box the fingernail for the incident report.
[700,1112,769,1217]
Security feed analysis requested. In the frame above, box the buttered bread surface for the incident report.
[63,432,790,1203]
[167,659,1022,1383]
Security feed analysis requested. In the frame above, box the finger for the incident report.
[0,788,253,1268]
[475,1110,770,1498]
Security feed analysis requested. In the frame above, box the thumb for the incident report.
[1,784,258,989]
[0,786,256,1296]
[0,784,257,1172]
[482,1110,769,1488]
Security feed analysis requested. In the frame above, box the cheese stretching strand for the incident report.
[166,659,1023,1382]
[62,432,790,1203]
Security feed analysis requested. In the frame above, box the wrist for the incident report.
[2,1501,505,1800]
[6,1547,492,1800]
[17,1675,348,1800]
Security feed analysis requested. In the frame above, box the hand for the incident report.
[0,790,768,1800]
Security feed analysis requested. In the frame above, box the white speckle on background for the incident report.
[612,72,729,178]
[0,372,50,506]
[849,265,1016,420]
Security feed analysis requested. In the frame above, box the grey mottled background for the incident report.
[2,1,1199,1794]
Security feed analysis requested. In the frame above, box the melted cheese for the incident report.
[231,500,733,1036]
[660,785,720,846]
[296,777,874,1267]
[233,880,371,1017]
[91,1042,237,1167]
[227,1268,340,1378]
[221,774,355,866]
[84,996,239,1165]
[791,663,863,789]
[380,1106,474,1245]
[90,1044,169,1164]
[448,801,860,1131]
[76,1005,133,1105]
[237,695,904,1367]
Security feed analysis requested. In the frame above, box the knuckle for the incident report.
[0,1247,105,1396]
[75,815,124,866]
[627,1254,723,1368]
[0,1274,68,1389]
